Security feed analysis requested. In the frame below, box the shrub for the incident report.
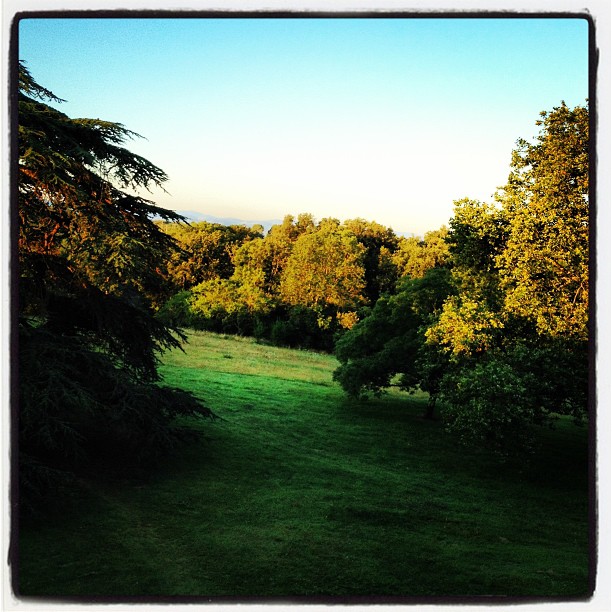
[439,357,536,456]
[156,291,206,329]
[269,306,336,351]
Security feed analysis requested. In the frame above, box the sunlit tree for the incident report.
[342,218,399,303]
[280,221,366,314]
[393,226,451,280]
[160,221,262,290]
[497,102,589,340]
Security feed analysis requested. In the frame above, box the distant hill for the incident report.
[176,211,281,235]
[171,210,418,239]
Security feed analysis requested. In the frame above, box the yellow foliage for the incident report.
[336,311,359,330]
[425,297,504,356]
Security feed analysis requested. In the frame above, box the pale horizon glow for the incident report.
[18,17,589,236]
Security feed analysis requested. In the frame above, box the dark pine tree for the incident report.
[16,62,213,512]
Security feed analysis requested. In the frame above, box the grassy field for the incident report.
[17,331,591,600]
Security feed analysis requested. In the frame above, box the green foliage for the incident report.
[427,104,589,454]
[447,200,507,280]
[425,200,507,359]
[234,213,316,295]
[393,226,451,280]
[19,323,213,514]
[156,215,412,348]
[159,221,262,290]
[269,305,331,350]
[333,268,454,411]
[155,290,205,329]
[397,266,456,322]
[439,356,537,456]
[18,61,183,378]
[189,278,272,336]
[426,295,505,356]
[502,337,588,424]
[280,221,367,311]
[333,102,589,458]
[342,218,400,302]
[334,296,418,398]
[437,336,586,457]
[17,63,212,509]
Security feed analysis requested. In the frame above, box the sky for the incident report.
[18,16,589,236]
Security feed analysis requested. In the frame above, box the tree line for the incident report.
[155,215,450,350]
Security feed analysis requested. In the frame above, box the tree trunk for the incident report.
[424,395,436,420]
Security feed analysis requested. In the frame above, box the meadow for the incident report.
[18,331,590,600]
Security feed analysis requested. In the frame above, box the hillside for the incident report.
[18,332,590,599]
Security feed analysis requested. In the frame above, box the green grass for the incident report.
[18,331,591,600]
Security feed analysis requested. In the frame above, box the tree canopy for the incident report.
[497,102,589,340]
[137,94,589,459]
[333,267,454,418]
[392,227,450,280]
[280,220,366,313]
[156,214,406,348]
[159,221,263,290]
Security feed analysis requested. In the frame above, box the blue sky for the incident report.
[18,17,589,236]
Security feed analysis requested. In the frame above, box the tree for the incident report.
[17,62,212,508]
[341,218,399,303]
[334,102,589,455]
[279,221,366,317]
[439,356,537,456]
[231,213,315,296]
[429,104,589,454]
[232,237,279,296]
[393,226,451,280]
[189,277,272,336]
[425,199,507,356]
[333,267,454,418]
[159,221,261,290]
[496,102,589,341]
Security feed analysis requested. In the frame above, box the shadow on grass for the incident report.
[335,391,588,491]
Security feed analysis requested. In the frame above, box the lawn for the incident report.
[17,331,591,600]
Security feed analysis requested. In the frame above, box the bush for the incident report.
[439,357,537,456]
[156,291,206,329]
[504,339,588,424]
[269,306,335,351]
